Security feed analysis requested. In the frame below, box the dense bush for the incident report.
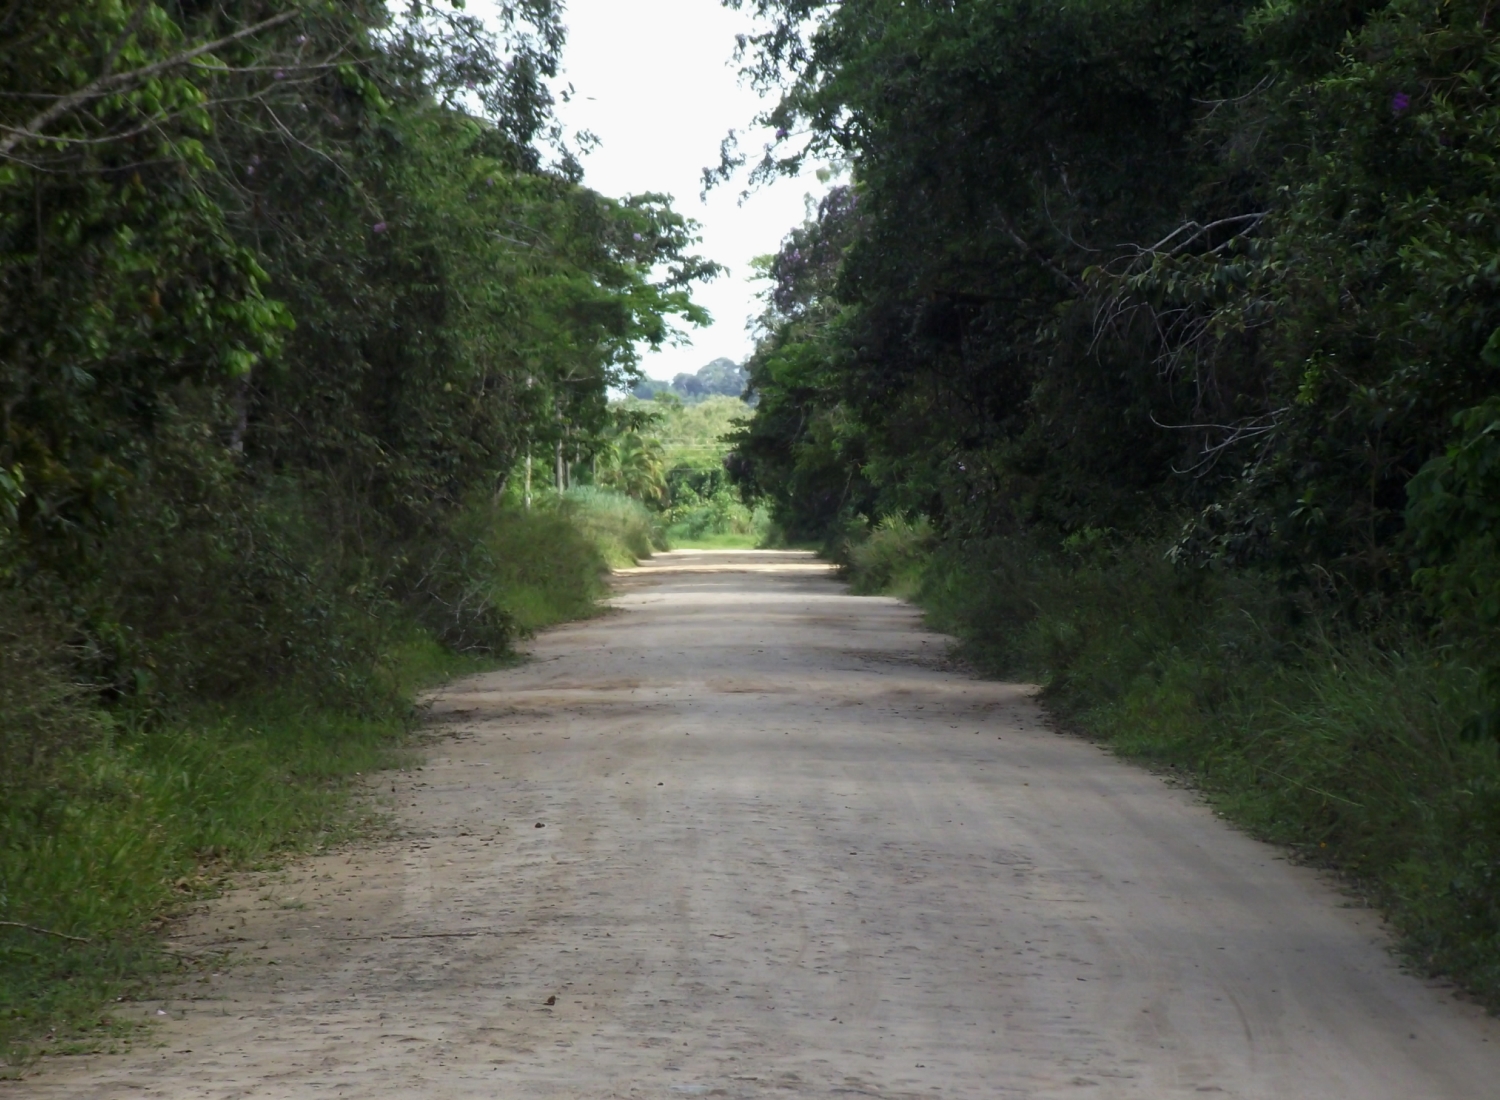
[600,394,770,546]
[843,515,934,598]
[726,0,1500,671]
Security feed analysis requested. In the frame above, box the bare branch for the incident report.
[994,212,1082,292]
[0,10,300,159]
[1129,212,1267,260]
[0,919,90,944]
[1192,74,1276,117]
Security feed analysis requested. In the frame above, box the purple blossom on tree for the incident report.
[1392,92,1411,114]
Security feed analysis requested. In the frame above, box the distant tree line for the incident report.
[632,356,749,402]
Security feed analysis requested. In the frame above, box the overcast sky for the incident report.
[477,0,827,383]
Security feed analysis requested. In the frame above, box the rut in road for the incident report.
[12,549,1500,1099]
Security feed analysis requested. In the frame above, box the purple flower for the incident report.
[274,70,287,80]
[372,221,388,234]
[1392,92,1411,115]
[775,127,789,140]
[633,232,643,241]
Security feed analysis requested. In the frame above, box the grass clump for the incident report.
[557,488,665,568]
[844,515,935,598]
[841,524,1500,1010]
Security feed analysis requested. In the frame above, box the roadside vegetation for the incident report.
[0,1,704,1063]
[601,385,770,548]
[841,526,1500,1007]
[723,0,1500,1007]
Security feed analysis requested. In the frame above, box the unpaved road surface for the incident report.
[12,549,1500,1098]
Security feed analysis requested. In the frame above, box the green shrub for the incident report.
[665,484,764,543]
[0,594,104,783]
[12,406,396,712]
[1408,394,1500,734]
[845,515,935,598]
[557,487,664,567]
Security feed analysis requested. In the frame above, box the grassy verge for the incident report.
[0,491,655,1065]
[840,525,1500,1011]
[0,665,448,1065]
[665,532,763,550]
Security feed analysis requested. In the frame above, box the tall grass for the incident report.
[0,489,655,1064]
[847,524,1500,1009]
[556,487,664,568]
[844,515,934,598]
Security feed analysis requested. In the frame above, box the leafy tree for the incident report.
[0,0,716,696]
[726,0,1500,614]
[601,432,669,504]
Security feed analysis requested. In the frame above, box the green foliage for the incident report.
[728,0,1500,617]
[551,488,664,569]
[1408,395,1500,733]
[602,394,770,544]
[0,0,714,690]
[1409,397,1500,630]
[599,432,670,505]
[401,488,659,648]
[0,594,103,782]
[0,682,421,1063]
[844,515,934,598]
[623,394,749,467]
[666,475,762,542]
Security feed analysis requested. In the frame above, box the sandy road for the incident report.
[12,548,1500,1099]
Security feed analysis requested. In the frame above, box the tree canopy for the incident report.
[0,0,717,695]
[724,0,1500,629]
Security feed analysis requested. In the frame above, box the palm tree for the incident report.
[602,432,668,505]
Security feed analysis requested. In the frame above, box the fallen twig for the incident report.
[0,920,90,944]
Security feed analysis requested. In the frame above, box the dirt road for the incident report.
[14,549,1500,1098]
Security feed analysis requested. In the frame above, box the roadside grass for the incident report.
[664,531,762,549]
[556,487,665,567]
[0,490,655,1066]
[845,515,935,599]
[0,679,435,1066]
[842,524,1500,1011]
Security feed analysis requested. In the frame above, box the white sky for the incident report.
[480,0,827,382]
